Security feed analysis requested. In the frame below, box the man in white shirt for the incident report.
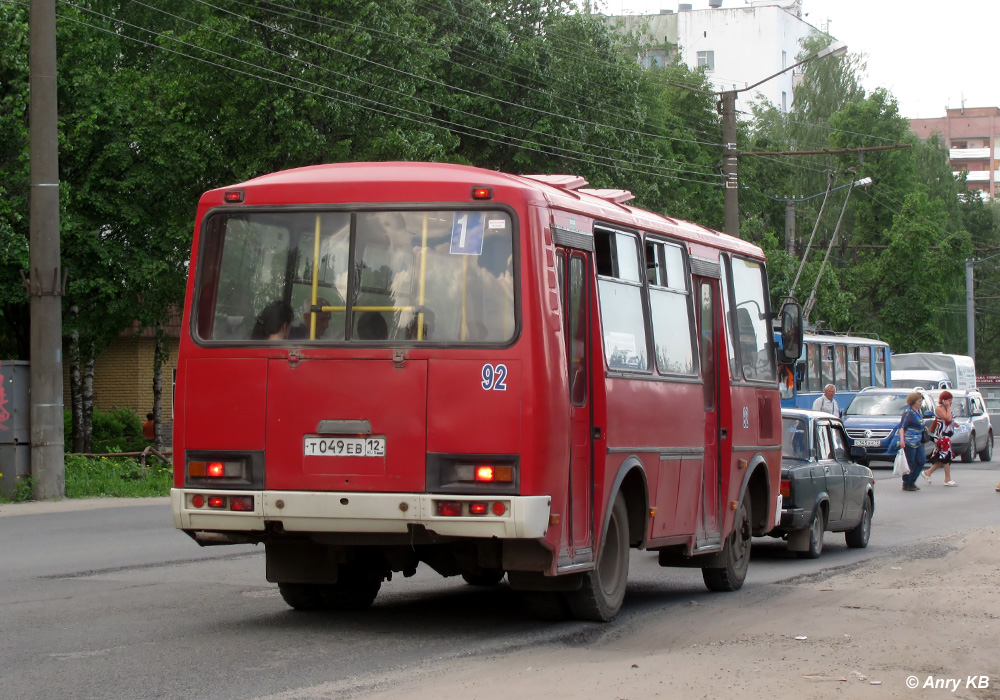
[812,384,840,416]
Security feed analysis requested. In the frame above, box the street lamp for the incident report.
[719,40,848,237]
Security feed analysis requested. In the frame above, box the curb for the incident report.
[0,496,170,517]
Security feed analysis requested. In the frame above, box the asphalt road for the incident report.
[2,460,998,700]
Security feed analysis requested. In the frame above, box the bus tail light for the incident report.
[426,455,519,494]
[453,463,515,484]
[437,501,463,517]
[471,186,492,200]
[469,502,488,515]
[223,189,244,203]
[188,459,247,479]
[207,496,225,508]
[229,496,254,511]
[492,502,506,516]
[779,479,791,498]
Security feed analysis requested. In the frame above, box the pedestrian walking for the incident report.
[923,390,958,487]
[899,391,926,492]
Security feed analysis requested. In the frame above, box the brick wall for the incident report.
[62,335,181,419]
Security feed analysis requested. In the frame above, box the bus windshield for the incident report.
[195,209,515,343]
[844,393,908,416]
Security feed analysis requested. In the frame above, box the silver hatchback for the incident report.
[927,389,994,462]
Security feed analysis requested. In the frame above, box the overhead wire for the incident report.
[50,1,724,186]
[250,0,729,145]
[123,0,721,180]
[183,0,725,151]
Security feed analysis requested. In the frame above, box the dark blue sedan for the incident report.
[771,409,876,558]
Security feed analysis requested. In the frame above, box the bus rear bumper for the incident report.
[171,489,551,539]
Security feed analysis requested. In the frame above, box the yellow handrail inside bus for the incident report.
[309,214,321,340]
[417,214,428,341]
[319,305,414,313]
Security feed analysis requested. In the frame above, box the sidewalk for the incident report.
[0,496,169,517]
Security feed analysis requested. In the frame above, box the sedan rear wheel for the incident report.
[797,510,825,559]
[845,495,872,549]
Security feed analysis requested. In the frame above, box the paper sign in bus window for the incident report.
[450,212,485,255]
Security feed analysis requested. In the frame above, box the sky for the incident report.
[601,0,1000,119]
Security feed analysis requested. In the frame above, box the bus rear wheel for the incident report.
[566,492,630,622]
[702,491,752,592]
[278,583,325,611]
[319,566,382,610]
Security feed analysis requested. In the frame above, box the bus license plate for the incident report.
[304,436,386,457]
[854,439,882,447]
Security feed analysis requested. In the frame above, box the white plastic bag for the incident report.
[892,448,908,476]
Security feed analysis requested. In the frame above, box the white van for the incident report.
[891,369,952,390]
[891,353,977,390]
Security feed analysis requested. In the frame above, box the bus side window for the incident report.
[848,345,861,391]
[859,347,872,388]
[729,256,775,382]
[595,228,648,371]
[647,239,696,376]
[874,347,887,387]
[834,344,847,391]
[821,344,835,388]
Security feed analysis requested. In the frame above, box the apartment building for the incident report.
[909,107,1000,199]
[606,1,826,113]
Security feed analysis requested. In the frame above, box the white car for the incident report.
[927,389,994,462]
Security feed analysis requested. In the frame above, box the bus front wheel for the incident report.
[702,491,752,592]
[566,492,630,622]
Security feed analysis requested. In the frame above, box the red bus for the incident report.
[172,162,801,621]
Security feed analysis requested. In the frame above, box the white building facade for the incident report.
[608,2,827,114]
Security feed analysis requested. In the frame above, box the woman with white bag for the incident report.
[898,392,927,492]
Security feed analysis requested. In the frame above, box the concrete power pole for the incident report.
[966,259,975,359]
[720,90,739,237]
[28,0,65,499]
[785,199,795,256]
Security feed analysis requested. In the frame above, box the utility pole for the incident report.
[785,199,796,256]
[712,40,847,239]
[966,260,975,358]
[28,0,65,499]
[964,252,1000,359]
[720,90,739,237]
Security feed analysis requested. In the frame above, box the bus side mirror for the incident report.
[778,301,803,365]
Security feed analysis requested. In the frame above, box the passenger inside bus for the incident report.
[289,297,332,340]
[404,309,434,340]
[250,300,293,341]
[356,311,389,340]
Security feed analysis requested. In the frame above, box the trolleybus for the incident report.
[781,332,891,411]
[171,162,801,621]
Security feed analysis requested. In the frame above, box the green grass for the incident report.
[65,454,172,498]
[0,455,173,502]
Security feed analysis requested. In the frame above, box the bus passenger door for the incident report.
[559,250,594,557]
[695,277,722,546]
